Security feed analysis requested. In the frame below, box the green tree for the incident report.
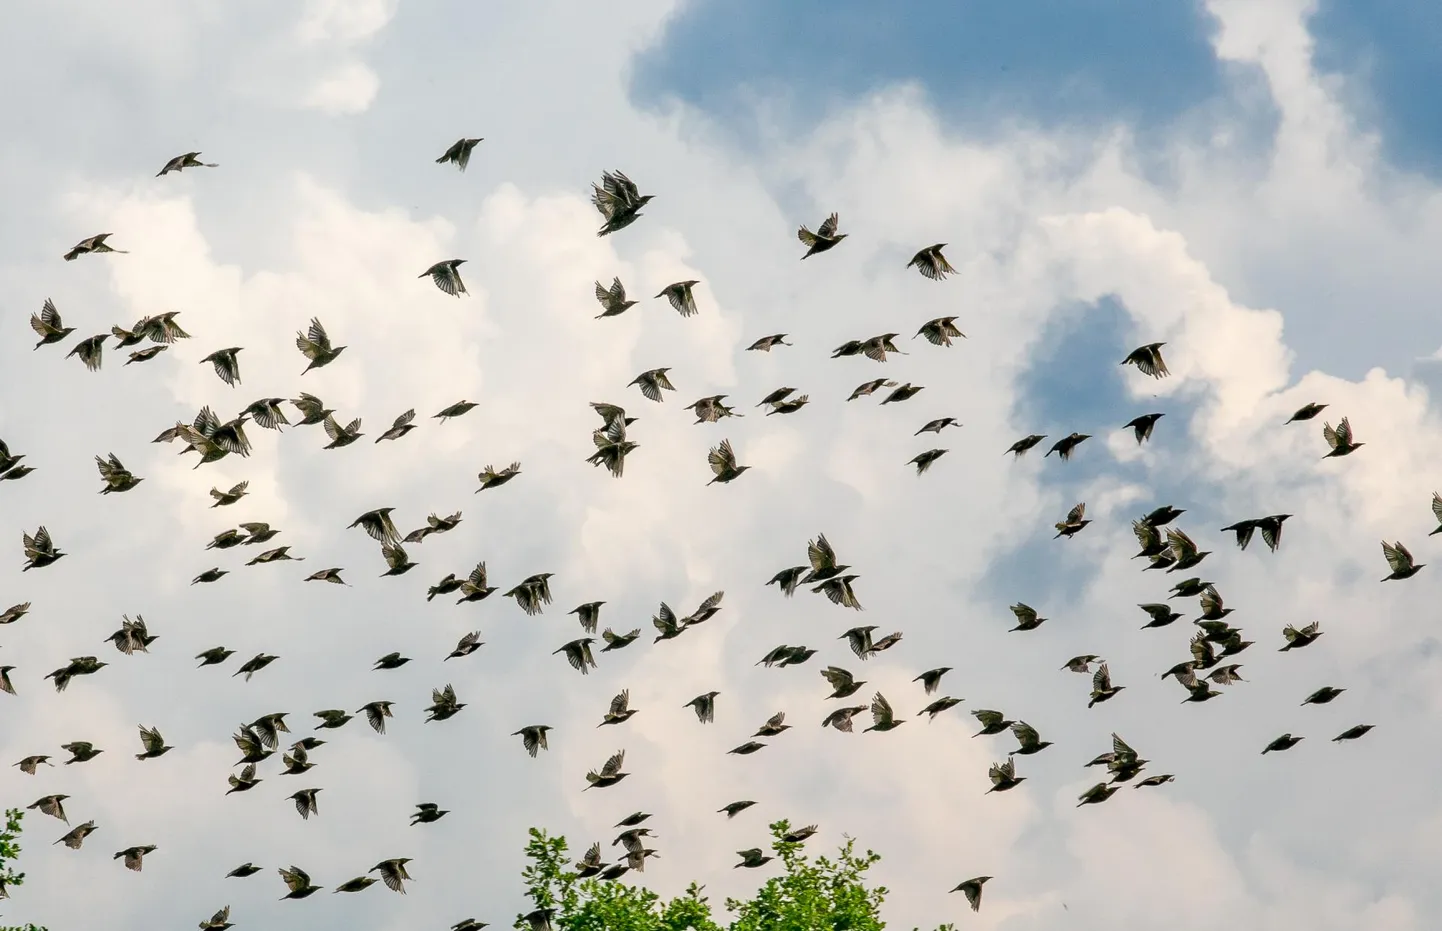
[0,808,46,931]
[516,819,957,931]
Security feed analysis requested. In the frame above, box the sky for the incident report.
[3,1,1442,929]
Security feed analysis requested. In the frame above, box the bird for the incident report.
[1054,502,1091,538]
[1302,686,1346,706]
[304,567,347,585]
[1286,402,1328,423]
[375,410,418,444]
[1089,663,1125,707]
[446,631,485,660]
[597,689,640,728]
[1010,722,1054,756]
[630,368,676,403]
[278,865,322,899]
[914,667,952,694]
[719,800,757,818]
[369,858,413,894]
[1280,621,1323,651]
[591,170,653,236]
[707,439,751,484]
[424,684,466,722]
[685,691,720,723]
[972,709,1014,737]
[288,788,321,820]
[514,725,553,757]
[915,316,965,346]
[951,876,991,912]
[358,701,394,734]
[595,277,637,318]
[296,318,346,374]
[798,212,846,258]
[1138,603,1182,629]
[434,401,479,423]
[1006,434,1046,457]
[986,757,1026,793]
[200,347,243,387]
[156,151,217,175]
[1120,342,1169,378]
[554,638,598,675]
[1125,412,1164,444]
[476,461,522,491]
[915,417,960,436]
[437,137,484,170]
[1045,432,1090,460]
[909,448,948,475]
[22,526,66,571]
[656,280,701,317]
[421,259,468,296]
[64,233,127,261]
[135,725,172,760]
[55,820,98,850]
[1008,603,1046,632]
[1263,734,1304,754]
[906,243,956,280]
[747,333,792,351]
[66,334,107,371]
[411,803,449,825]
[1332,724,1374,743]
[584,750,629,790]
[735,849,773,869]
[1322,417,1364,457]
[1381,540,1425,581]
[30,298,75,349]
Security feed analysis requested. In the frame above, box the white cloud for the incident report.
[3,0,1442,930]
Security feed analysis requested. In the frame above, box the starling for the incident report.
[906,243,956,280]
[1302,686,1346,706]
[1076,783,1120,807]
[55,820,98,849]
[1321,417,1364,458]
[209,481,249,508]
[707,439,751,484]
[747,333,792,351]
[847,378,898,401]
[156,152,217,175]
[798,212,846,258]
[30,298,75,349]
[278,865,322,899]
[1088,663,1125,707]
[1054,502,1090,539]
[1125,412,1164,444]
[513,725,552,757]
[719,800,756,818]
[67,334,108,371]
[909,448,948,475]
[1332,724,1374,743]
[1381,540,1425,581]
[951,876,991,912]
[821,666,866,699]
[986,757,1026,793]
[735,849,773,868]
[915,316,965,346]
[630,368,676,403]
[411,803,449,825]
[1009,603,1046,632]
[1279,621,1323,651]
[1062,655,1101,673]
[1045,432,1090,460]
[200,347,243,387]
[446,631,484,660]
[591,170,653,237]
[323,415,364,448]
[916,417,961,435]
[1120,342,1169,378]
[476,461,522,491]
[1286,402,1327,423]
[655,280,701,317]
[1262,733,1303,754]
[434,401,479,423]
[879,383,923,404]
[594,277,637,318]
[1006,434,1046,457]
[436,137,483,171]
[554,638,598,675]
[135,725,173,760]
[296,317,346,374]
[374,652,411,670]
[685,691,720,723]
[288,788,321,819]
[584,750,629,790]
[913,667,952,694]
[64,233,127,261]
[1009,721,1053,755]
[420,259,468,296]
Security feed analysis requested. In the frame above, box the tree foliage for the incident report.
[0,809,46,931]
[516,819,952,931]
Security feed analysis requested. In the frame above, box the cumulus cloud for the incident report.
[3,0,1442,930]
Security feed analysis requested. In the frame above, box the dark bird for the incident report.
[584,750,629,790]
[446,631,484,660]
[821,666,866,699]
[972,709,1014,737]
[1010,721,1053,755]
[1120,342,1169,378]
[289,788,321,820]
[591,170,654,237]
[656,280,701,317]
[1125,412,1164,444]
[290,393,334,426]
[630,368,676,403]
[747,333,792,351]
[798,212,846,258]
[909,448,949,475]
[1006,434,1046,457]
[1279,621,1323,651]
[1381,540,1425,581]
[296,317,346,374]
[1332,724,1374,743]
[30,299,75,349]
[67,334,107,371]
[421,259,468,296]
[1321,417,1363,457]
[375,410,418,444]
[707,439,751,485]
[195,647,236,668]
[735,849,773,869]
[506,572,555,616]
[135,725,172,760]
[1045,432,1090,460]
[555,638,598,675]
[411,802,449,825]
[595,277,637,318]
[437,137,483,171]
[1009,603,1046,632]
[821,705,869,733]
[64,233,127,261]
[1286,402,1327,423]
[1054,503,1091,539]
[728,741,767,755]
[1262,734,1303,754]
[305,568,347,585]
[476,461,522,491]
[719,800,757,818]
[920,696,963,721]
[27,794,68,822]
[986,757,1026,793]
[358,701,394,734]
[514,725,552,757]
[951,876,991,913]
[200,347,243,387]
[1088,663,1126,707]
[210,481,249,508]
[1077,783,1120,807]
[278,865,322,899]
[200,906,234,930]
[1139,603,1182,629]
[380,543,417,577]
[602,627,641,652]
[55,820,98,850]
[125,346,167,365]
[232,653,278,681]
[915,316,965,347]
[434,401,479,423]
[906,243,956,280]
[374,652,411,671]
[685,691,720,724]
[914,667,952,695]
[157,152,217,175]
[424,684,466,722]
[847,378,898,401]
[369,858,413,894]
[1302,686,1346,706]
[879,383,923,404]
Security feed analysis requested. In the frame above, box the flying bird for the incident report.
[798,212,846,258]
[420,259,468,296]
[437,137,484,171]
[157,152,217,175]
